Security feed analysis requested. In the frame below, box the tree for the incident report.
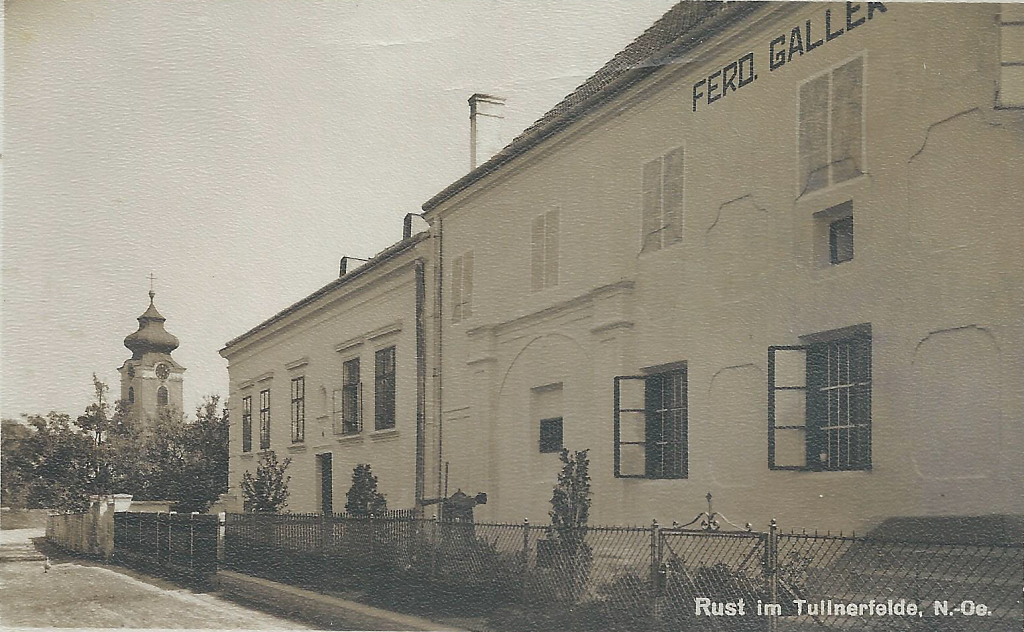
[549,448,593,600]
[20,413,100,511]
[345,463,387,516]
[240,451,291,513]
[76,374,112,444]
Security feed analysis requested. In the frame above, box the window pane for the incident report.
[999,65,1024,107]
[774,389,806,429]
[618,443,647,477]
[774,348,807,388]
[1001,24,1024,63]
[830,58,863,183]
[775,427,808,468]
[663,148,684,244]
[618,410,646,444]
[539,418,563,453]
[641,158,662,252]
[799,75,829,194]
[830,216,854,264]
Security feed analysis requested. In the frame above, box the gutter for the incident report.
[420,1,765,214]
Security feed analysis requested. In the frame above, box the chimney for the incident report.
[339,256,367,277]
[469,93,506,170]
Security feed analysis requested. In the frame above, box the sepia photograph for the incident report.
[2,1,1022,630]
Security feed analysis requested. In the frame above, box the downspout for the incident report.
[434,217,445,504]
[414,258,426,512]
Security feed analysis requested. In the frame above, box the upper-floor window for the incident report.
[613,367,688,479]
[374,346,396,431]
[338,358,362,435]
[451,251,474,323]
[531,209,559,291]
[157,386,169,407]
[259,388,271,450]
[290,376,305,443]
[769,326,871,471]
[128,387,135,404]
[999,4,1024,108]
[641,147,684,253]
[799,57,863,195]
[241,395,252,453]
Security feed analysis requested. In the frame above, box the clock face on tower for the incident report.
[127,365,135,378]
[156,364,170,380]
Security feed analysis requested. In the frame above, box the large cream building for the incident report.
[223,2,1023,534]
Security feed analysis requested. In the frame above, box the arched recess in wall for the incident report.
[493,332,593,522]
[707,364,764,489]
[910,326,1000,481]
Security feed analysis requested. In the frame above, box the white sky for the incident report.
[3,0,678,419]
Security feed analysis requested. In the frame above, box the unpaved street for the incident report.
[0,528,310,629]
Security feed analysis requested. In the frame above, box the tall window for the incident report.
[531,209,559,291]
[641,147,684,253]
[769,327,871,471]
[338,358,362,435]
[374,347,396,431]
[451,251,474,323]
[290,376,305,443]
[613,368,688,479]
[259,388,271,450]
[799,57,863,195]
[999,5,1024,108]
[157,386,169,407]
[128,387,135,404]
[241,395,252,453]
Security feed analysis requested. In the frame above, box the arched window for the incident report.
[128,387,135,404]
[157,386,168,407]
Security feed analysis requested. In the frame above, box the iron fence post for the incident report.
[767,518,778,632]
[430,513,439,579]
[217,512,226,566]
[651,519,661,620]
[521,518,530,604]
[190,513,195,573]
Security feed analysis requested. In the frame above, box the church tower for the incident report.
[118,289,185,422]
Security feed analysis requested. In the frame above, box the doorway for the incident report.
[318,453,333,515]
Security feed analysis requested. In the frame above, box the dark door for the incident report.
[319,453,333,515]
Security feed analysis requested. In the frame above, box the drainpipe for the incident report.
[414,258,426,511]
[434,217,445,503]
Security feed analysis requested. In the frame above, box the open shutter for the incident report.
[662,148,684,244]
[768,346,811,470]
[544,209,559,288]
[641,159,662,252]
[614,375,648,478]
[451,255,463,323]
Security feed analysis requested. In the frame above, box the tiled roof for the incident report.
[423,1,765,212]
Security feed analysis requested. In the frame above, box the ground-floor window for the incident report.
[614,366,687,478]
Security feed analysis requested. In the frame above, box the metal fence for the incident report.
[223,511,1023,631]
[112,511,219,579]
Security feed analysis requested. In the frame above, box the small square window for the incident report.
[830,216,854,264]
[539,417,563,453]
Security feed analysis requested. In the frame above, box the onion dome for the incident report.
[124,291,180,359]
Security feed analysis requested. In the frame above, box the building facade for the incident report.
[223,2,1023,534]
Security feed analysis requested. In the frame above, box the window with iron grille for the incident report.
[339,358,362,435]
[799,57,863,195]
[241,395,252,453]
[530,209,559,291]
[641,147,684,253]
[374,346,396,431]
[613,367,688,479]
[259,388,271,450]
[769,327,871,471]
[451,251,474,323]
[291,376,305,443]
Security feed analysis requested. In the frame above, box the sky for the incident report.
[3,0,679,420]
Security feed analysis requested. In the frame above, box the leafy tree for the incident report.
[2,418,36,507]
[240,451,292,513]
[76,374,112,444]
[549,448,593,600]
[345,463,387,516]
[20,413,99,511]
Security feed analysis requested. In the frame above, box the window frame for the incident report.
[241,395,252,453]
[374,346,396,431]
[157,385,169,407]
[290,376,305,443]
[613,367,688,480]
[640,146,684,254]
[797,54,866,196]
[769,327,872,471]
[259,388,271,450]
[339,357,362,435]
[829,215,854,265]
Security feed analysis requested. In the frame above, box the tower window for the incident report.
[128,387,135,404]
[157,386,168,407]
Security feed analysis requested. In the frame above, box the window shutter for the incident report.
[544,209,559,288]
[663,148,684,244]
[768,346,811,469]
[614,375,648,477]
[830,58,863,184]
[799,75,829,194]
[805,344,828,470]
[531,214,545,291]
[641,158,662,252]
[463,250,474,318]
[451,255,463,323]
